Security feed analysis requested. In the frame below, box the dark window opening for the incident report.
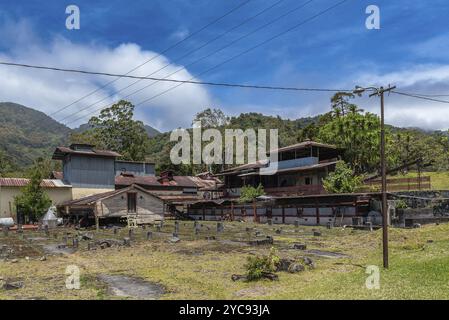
[305,177,312,185]
[127,193,137,213]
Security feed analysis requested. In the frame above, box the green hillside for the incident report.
[0,102,71,168]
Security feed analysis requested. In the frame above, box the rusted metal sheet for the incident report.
[0,178,70,188]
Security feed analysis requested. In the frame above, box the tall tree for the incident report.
[78,100,149,161]
[192,108,229,128]
[14,166,51,222]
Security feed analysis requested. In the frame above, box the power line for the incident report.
[0,60,349,92]
[132,0,351,109]
[65,0,349,126]
[55,0,287,123]
[47,0,252,117]
[64,0,330,125]
[392,91,449,104]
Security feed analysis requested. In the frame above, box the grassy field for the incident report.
[1,220,449,300]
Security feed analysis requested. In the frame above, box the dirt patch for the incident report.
[42,244,76,255]
[97,274,164,300]
[234,286,268,298]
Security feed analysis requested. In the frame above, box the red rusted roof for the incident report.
[0,178,71,188]
[51,171,63,180]
[115,174,197,188]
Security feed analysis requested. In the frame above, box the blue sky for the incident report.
[0,0,449,131]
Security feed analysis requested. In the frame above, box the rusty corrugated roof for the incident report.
[115,174,198,188]
[0,178,71,188]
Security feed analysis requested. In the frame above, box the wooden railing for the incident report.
[361,176,431,192]
[265,185,325,196]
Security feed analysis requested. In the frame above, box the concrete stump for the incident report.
[2,226,9,237]
[293,243,307,250]
[128,229,135,240]
[72,238,79,248]
[146,231,152,240]
[44,225,49,236]
[366,222,373,232]
[217,222,224,233]
[267,219,273,226]
[294,220,300,228]
[326,222,333,229]
[174,221,179,234]
[123,237,131,247]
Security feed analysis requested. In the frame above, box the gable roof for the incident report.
[52,146,121,160]
[269,140,338,154]
[115,174,197,188]
[60,184,163,207]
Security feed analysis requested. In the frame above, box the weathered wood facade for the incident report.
[184,193,385,226]
[59,184,165,226]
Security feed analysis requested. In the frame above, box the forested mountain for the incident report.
[1,100,449,177]
[0,102,71,170]
[0,102,160,173]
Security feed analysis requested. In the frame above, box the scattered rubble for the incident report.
[293,243,307,250]
[248,236,273,246]
[1,280,24,290]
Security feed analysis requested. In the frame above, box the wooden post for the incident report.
[94,204,99,231]
[231,201,234,221]
[202,205,206,221]
[253,200,257,223]
[315,198,320,225]
[282,206,285,224]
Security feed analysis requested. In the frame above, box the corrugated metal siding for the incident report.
[64,155,115,188]
[115,161,155,176]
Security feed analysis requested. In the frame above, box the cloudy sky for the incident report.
[0,0,448,131]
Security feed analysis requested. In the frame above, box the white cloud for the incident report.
[344,64,449,130]
[170,27,190,41]
[0,19,212,131]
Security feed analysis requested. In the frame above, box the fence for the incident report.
[361,176,431,192]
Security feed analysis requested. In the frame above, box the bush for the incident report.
[244,247,280,281]
[323,161,362,193]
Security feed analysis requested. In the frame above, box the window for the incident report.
[127,193,137,213]
[305,177,312,185]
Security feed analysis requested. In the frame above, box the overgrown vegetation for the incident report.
[245,247,280,281]
[323,161,362,193]
[3,94,449,177]
[239,184,266,203]
[14,165,51,222]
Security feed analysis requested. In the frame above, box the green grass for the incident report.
[1,221,449,299]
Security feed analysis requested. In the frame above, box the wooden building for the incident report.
[184,193,386,226]
[218,140,342,197]
[59,184,165,227]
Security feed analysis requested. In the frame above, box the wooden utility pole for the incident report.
[369,85,396,269]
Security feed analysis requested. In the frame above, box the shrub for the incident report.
[244,247,280,281]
